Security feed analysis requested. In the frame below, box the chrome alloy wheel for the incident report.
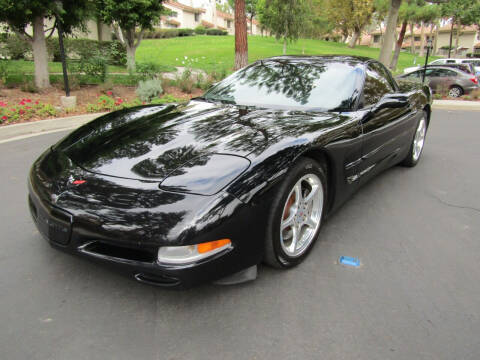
[412,117,426,161]
[280,174,324,257]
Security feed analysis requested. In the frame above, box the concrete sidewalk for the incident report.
[1,100,479,143]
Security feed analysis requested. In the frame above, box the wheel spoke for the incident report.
[293,182,302,205]
[303,184,319,204]
[305,215,317,229]
[288,225,298,253]
[281,212,295,230]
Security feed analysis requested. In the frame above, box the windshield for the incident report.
[202,59,363,112]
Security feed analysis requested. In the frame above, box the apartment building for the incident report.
[369,24,480,56]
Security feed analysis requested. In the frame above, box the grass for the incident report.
[4,35,438,81]
[136,35,439,74]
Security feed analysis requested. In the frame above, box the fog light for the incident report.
[157,239,232,265]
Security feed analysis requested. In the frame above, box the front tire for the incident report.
[402,112,428,167]
[264,158,327,268]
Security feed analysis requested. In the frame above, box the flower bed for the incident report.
[0,85,203,126]
[0,99,57,124]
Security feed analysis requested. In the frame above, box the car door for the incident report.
[427,68,457,93]
[358,62,416,183]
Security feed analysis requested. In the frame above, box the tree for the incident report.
[378,0,403,65]
[228,0,258,34]
[257,0,310,54]
[325,0,375,48]
[441,0,480,56]
[235,0,248,69]
[0,0,91,89]
[98,0,164,72]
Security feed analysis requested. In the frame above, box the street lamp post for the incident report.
[422,38,433,84]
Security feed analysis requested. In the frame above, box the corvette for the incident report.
[28,56,432,288]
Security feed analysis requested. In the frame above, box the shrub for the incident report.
[2,35,31,60]
[177,68,194,93]
[152,94,183,104]
[75,54,108,82]
[47,38,126,65]
[206,29,228,36]
[136,61,161,80]
[178,28,195,36]
[195,26,206,35]
[136,78,164,102]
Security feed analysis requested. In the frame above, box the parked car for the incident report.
[28,56,432,288]
[461,59,480,77]
[397,66,479,97]
[404,62,476,77]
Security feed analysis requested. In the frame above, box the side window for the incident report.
[435,69,457,77]
[446,60,456,63]
[362,63,394,107]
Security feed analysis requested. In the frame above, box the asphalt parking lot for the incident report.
[1,109,479,360]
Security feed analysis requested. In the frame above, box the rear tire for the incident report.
[402,111,428,167]
[264,157,327,268]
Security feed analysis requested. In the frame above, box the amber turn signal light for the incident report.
[197,239,231,253]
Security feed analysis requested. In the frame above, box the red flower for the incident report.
[0,102,7,107]
[34,101,39,105]
[25,106,31,110]
[25,99,32,103]
[11,108,16,112]
[19,109,25,115]
[102,99,107,104]
[1,116,7,121]
[19,101,25,105]
[107,91,113,96]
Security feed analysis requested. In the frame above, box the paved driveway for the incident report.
[1,110,479,360]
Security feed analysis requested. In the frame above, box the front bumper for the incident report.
[28,174,268,289]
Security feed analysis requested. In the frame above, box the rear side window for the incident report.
[446,60,456,63]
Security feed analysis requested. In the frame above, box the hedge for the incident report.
[142,28,195,39]
[205,29,228,36]
[0,34,126,66]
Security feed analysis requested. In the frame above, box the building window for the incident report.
[194,13,200,22]
[373,35,381,43]
[227,20,231,28]
[414,36,420,41]
[170,11,178,18]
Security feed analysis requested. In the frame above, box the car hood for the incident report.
[55,101,340,182]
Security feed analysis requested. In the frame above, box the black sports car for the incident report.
[28,56,432,288]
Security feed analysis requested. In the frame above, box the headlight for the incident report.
[157,239,232,265]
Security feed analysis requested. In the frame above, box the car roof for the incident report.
[258,55,373,65]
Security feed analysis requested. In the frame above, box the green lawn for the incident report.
[136,35,438,74]
[5,35,437,78]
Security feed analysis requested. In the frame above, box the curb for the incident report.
[432,100,480,111]
[0,113,106,144]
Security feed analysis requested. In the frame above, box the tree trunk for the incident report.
[31,16,50,89]
[433,21,439,55]
[234,0,248,70]
[348,28,361,48]
[454,22,460,57]
[448,20,454,58]
[283,38,287,55]
[378,0,402,66]
[390,20,407,70]
[250,14,254,35]
[419,22,425,57]
[126,45,136,73]
[410,23,415,54]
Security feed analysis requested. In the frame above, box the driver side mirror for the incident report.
[374,93,409,112]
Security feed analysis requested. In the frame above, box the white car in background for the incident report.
[404,58,480,77]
